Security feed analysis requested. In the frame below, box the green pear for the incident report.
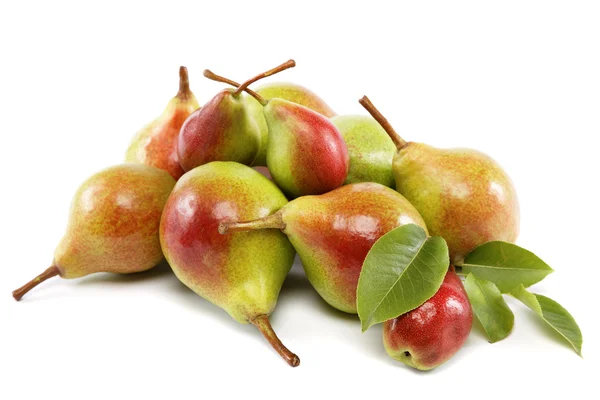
[331,115,396,187]
[160,162,299,367]
[360,96,520,263]
[13,164,176,300]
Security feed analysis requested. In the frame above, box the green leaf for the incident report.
[460,241,553,293]
[464,273,514,343]
[357,224,449,332]
[511,285,583,356]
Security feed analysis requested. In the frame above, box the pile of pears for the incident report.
[13,60,521,370]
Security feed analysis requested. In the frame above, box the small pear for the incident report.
[178,61,295,172]
[125,67,199,180]
[160,162,299,367]
[204,63,349,197]
[331,115,396,187]
[360,96,520,263]
[383,268,473,370]
[13,164,176,300]
[244,82,336,165]
[220,182,427,314]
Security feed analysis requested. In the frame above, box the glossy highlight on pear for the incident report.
[220,182,428,314]
[13,164,176,300]
[125,67,199,179]
[159,161,299,367]
[360,95,520,263]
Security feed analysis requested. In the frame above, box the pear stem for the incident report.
[359,96,408,150]
[233,59,296,98]
[202,69,263,104]
[219,212,285,234]
[251,314,300,367]
[177,66,192,100]
[12,265,60,301]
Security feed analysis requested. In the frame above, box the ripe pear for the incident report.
[220,182,427,314]
[159,162,299,367]
[330,115,396,187]
[244,82,336,166]
[383,268,473,370]
[178,60,296,172]
[12,164,176,301]
[204,64,349,197]
[360,96,520,263]
[125,67,199,179]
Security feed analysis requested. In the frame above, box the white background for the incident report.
[1,1,598,399]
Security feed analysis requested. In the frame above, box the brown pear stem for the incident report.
[218,212,285,234]
[202,69,263,104]
[233,59,296,98]
[252,314,300,367]
[359,95,408,150]
[177,66,192,100]
[13,265,60,301]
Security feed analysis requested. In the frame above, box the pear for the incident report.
[159,162,299,367]
[178,60,295,172]
[125,67,199,180]
[244,83,336,166]
[383,268,473,370]
[204,65,349,198]
[330,115,396,187]
[12,164,176,300]
[219,182,427,314]
[360,96,520,263]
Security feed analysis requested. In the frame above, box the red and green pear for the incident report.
[331,115,396,187]
[13,164,176,300]
[220,182,427,314]
[360,96,520,263]
[126,67,199,180]
[243,82,336,165]
[159,161,299,367]
[177,87,262,172]
[262,98,349,197]
[383,268,473,370]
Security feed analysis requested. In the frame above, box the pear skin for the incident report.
[264,98,349,198]
[394,143,519,263]
[177,88,262,171]
[13,164,176,300]
[159,162,299,367]
[331,115,396,187]
[383,268,473,370]
[360,96,520,264]
[220,182,428,314]
[126,67,199,180]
